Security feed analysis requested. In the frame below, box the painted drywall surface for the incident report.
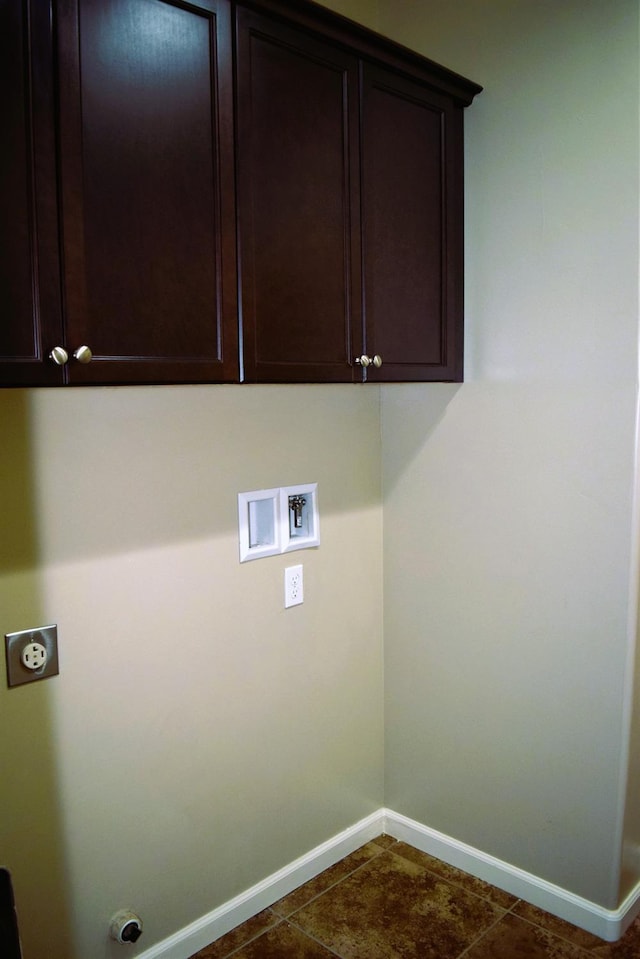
[1,2,636,954]
[383,384,636,904]
[377,0,640,909]
[622,528,640,896]
[0,385,383,958]
[0,392,75,958]
[317,0,378,29]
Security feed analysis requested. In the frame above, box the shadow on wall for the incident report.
[19,383,383,566]
[380,383,462,496]
[0,391,74,958]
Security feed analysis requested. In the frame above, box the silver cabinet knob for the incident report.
[355,354,383,368]
[49,346,69,366]
[73,345,93,364]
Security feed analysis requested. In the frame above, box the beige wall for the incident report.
[0,385,383,958]
[379,0,640,909]
[2,0,640,955]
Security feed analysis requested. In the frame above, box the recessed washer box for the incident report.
[238,484,320,561]
[238,488,280,562]
[281,483,319,553]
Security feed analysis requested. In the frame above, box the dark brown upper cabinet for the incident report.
[0,0,64,386]
[236,6,362,382]
[1,0,480,387]
[236,0,481,383]
[360,64,466,382]
[2,0,237,387]
[57,0,238,385]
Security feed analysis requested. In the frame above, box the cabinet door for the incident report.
[57,0,237,384]
[361,64,465,382]
[0,0,64,386]
[236,7,362,383]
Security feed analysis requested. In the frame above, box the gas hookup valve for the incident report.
[109,909,143,944]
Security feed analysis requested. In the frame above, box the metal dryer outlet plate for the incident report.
[5,625,59,687]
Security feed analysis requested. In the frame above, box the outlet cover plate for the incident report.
[284,564,304,608]
[5,625,59,687]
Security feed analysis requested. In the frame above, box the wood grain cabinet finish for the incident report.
[2,0,236,387]
[1,0,480,387]
[0,0,64,385]
[236,0,481,384]
[57,0,237,384]
[236,6,362,382]
[361,64,465,382]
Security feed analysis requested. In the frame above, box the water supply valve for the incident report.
[110,909,143,944]
[288,494,307,529]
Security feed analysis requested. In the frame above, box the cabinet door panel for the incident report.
[236,8,361,382]
[58,0,237,384]
[361,64,464,382]
[0,0,63,385]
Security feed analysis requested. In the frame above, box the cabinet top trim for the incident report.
[235,0,483,106]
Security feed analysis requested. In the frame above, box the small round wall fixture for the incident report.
[109,909,143,944]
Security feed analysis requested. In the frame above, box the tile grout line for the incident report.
[211,839,396,958]
[453,894,543,959]
[271,839,395,921]
[386,842,521,915]
[285,848,514,959]
[217,913,349,959]
[195,835,619,959]
[210,913,284,959]
[285,918,349,959]
[454,904,602,959]
[450,887,524,959]
[504,911,604,958]
[285,840,515,959]
[454,909,510,959]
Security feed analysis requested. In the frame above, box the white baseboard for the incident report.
[382,808,640,943]
[135,807,640,957]
[135,810,386,959]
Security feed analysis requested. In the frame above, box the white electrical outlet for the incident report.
[21,642,48,671]
[284,564,304,608]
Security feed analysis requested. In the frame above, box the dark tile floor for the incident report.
[189,835,640,958]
